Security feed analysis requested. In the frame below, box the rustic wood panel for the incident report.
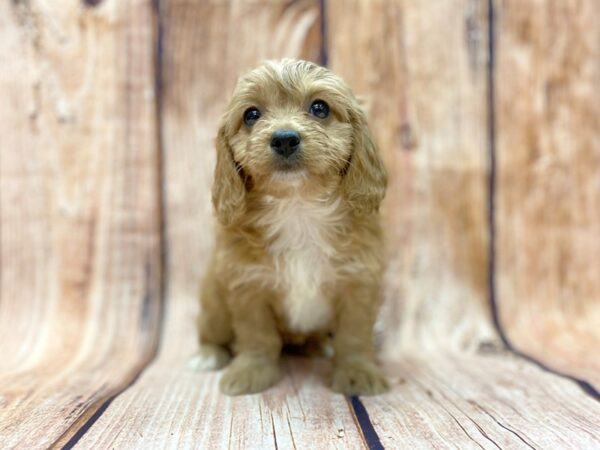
[328,0,495,354]
[325,1,600,446]
[76,358,366,449]
[73,1,600,448]
[0,1,161,448]
[1,0,599,447]
[495,0,600,389]
[366,356,600,449]
[77,356,600,449]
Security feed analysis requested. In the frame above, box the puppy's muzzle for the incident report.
[271,129,301,159]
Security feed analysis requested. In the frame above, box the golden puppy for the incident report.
[195,59,388,396]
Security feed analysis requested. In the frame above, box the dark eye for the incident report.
[243,107,261,126]
[309,99,329,119]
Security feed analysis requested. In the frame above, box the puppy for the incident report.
[195,59,388,396]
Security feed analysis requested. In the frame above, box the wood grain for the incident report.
[328,0,496,354]
[78,355,600,449]
[0,1,161,447]
[367,355,600,449]
[76,358,366,449]
[1,0,599,447]
[495,0,600,389]
[74,1,600,448]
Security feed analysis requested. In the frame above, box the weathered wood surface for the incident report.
[77,356,600,449]
[328,0,495,354]
[77,358,367,449]
[495,0,600,390]
[74,0,600,449]
[0,1,161,448]
[0,0,599,448]
[368,356,600,449]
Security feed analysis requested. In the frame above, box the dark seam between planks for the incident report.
[485,0,599,404]
[270,412,279,450]
[153,0,169,348]
[486,0,499,340]
[349,397,385,450]
[319,0,328,66]
[58,2,169,448]
[59,396,115,449]
[58,363,151,450]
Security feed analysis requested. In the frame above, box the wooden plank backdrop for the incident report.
[0,1,162,448]
[328,0,494,354]
[495,0,600,390]
[0,0,598,448]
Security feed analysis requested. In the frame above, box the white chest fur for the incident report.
[260,194,342,333]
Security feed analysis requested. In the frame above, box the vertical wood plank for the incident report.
[0,0,161,447]
[495,0,600,389]
[328,0,496,354]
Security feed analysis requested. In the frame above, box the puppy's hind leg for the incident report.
[189,266,233,372]
[331,282,389,396]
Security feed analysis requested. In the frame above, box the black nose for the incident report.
[271,129,301,158]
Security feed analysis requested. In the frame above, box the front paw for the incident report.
[331,358,389,396]
[188,344,231,371]
[219,355,281,396]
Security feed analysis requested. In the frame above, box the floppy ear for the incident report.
[212,125,248,226]
[341,105,387,215]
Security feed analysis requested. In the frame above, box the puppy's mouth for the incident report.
[270,161,308,184]
[273,157,303,173]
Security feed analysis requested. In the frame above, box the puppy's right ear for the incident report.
[212,125,247,226]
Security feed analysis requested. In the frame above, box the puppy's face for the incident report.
[223,60,354,189]
[213,59,386,225]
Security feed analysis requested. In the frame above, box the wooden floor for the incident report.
[56,289,599,450]
[71,353,600,449]
[1,0,600,449]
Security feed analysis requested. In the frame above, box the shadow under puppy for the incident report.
[194,59,388,396]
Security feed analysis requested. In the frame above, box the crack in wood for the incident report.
[433,386,502,449]
[270,412,279,450]
[446,410,486,450]
[285,414,298,450]
[413,380,488,450]
[468,399,538,450]
[413,377,506,450]
[227,413,233,450]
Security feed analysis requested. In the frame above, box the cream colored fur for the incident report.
[261,192,342,333]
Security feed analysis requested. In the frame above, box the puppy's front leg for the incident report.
[332,282,389,396]
[219,287,282,396]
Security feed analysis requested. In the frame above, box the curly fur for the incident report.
[194,59,389,396]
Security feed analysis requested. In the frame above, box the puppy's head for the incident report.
[213,59,386,226]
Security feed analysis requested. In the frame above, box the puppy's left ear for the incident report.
[341,104,387,215]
